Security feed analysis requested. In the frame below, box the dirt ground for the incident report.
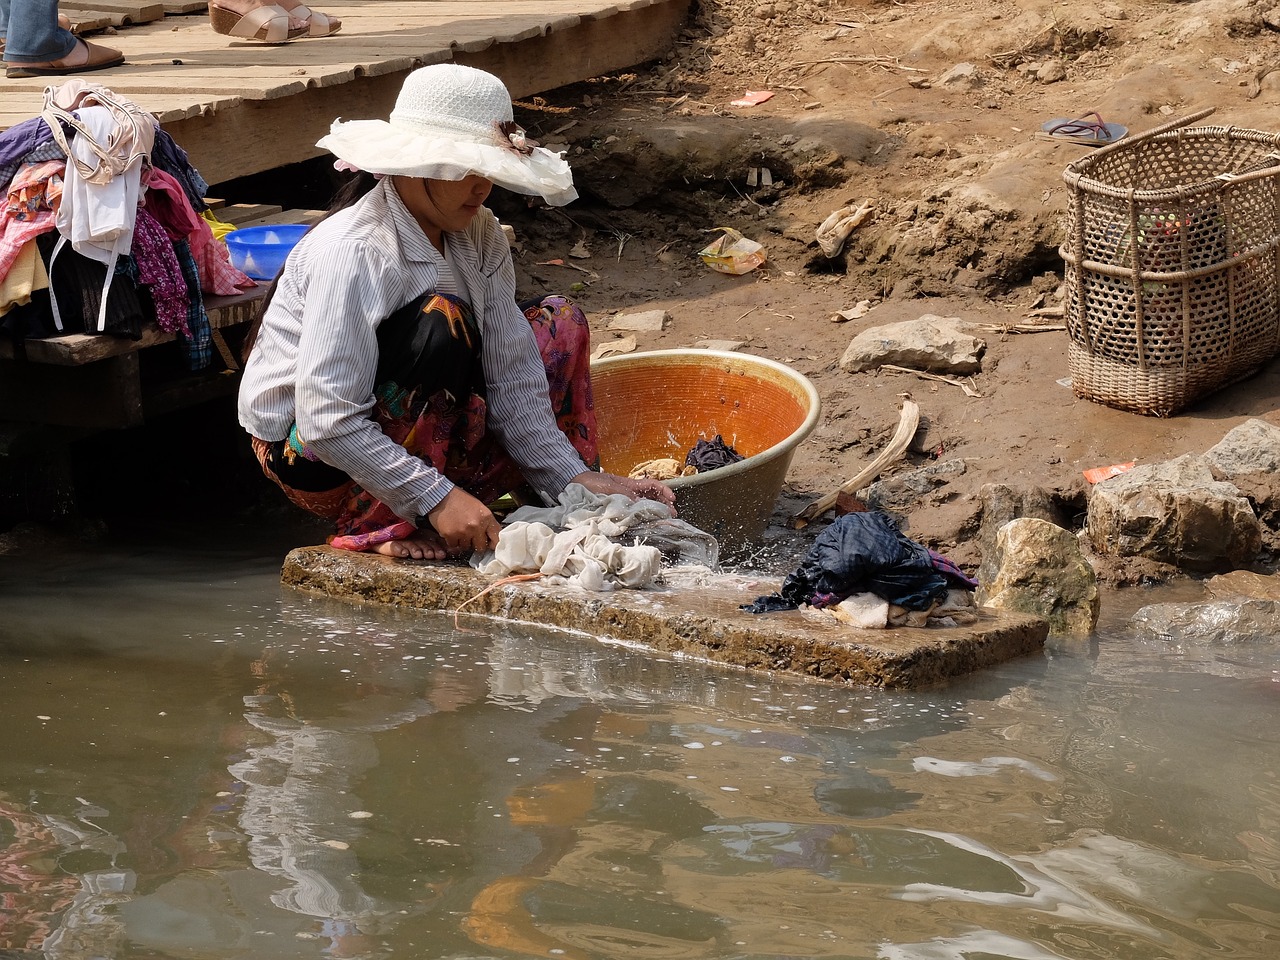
[489,0,1280,581]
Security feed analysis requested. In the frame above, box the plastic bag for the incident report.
[698,227,767,275]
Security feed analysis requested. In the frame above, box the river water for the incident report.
[1,514,1278,960]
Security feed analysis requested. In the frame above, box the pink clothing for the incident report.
[0,160,64,281]
[188,214,256,296]
[143,168,202,241]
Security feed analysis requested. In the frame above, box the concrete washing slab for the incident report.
[282,547,1048,689]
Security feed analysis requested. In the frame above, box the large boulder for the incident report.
[1130,568,1280,645]
[980,517,1099,636]
[976,483,1073,588]
[1130,599,1280,645]
[1204,418,1280,476]
[1086,454,1261,573]
[1204,419,1280,553]
[839,315,985,374]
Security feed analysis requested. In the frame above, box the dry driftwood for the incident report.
[793,399,920,526]
[881,364,983,398]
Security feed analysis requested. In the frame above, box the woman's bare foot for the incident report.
[372,529,447,561]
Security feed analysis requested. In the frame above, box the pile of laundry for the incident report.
[629,434,745,481]
[0,79,257,368]
[472,483,719,591]
[743,510,981,629]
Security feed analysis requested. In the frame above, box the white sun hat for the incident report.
[316,63,577,206]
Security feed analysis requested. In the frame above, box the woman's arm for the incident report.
[474,222,594,502]
[474,219,676,512]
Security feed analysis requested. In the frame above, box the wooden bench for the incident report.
[0,204,322,429]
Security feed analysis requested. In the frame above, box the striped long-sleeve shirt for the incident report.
[237,177,587,521]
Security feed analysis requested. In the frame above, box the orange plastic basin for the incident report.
[590,349,820,550]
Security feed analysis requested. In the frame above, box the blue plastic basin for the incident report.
[224,224,309,281]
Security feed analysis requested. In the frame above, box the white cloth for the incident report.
[236,177,587,521]
[800,588,977,630]
[477,519,661,590]
[473,484,719,590]
[49,105,145,333]
[505,483,719,566]
[54,106,143,265]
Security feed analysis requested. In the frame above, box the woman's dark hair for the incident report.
[239,169,379,362]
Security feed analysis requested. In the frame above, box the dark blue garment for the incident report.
[743,511,971,614]
[150,127,210,214]
[173,239,212,370]
[686,434,744,472]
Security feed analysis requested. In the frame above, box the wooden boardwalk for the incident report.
[2,0,689,185]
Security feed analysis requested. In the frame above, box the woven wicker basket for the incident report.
[1061,108,1280,416]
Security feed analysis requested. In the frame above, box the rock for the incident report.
[695,339,746,351]
[1036,60,1068,83]
[1100,3,1127,19]
[976,483,1072,589]
[1204,418,1280,475]
[839,315,985,374]
[1130,598,1280,645]
[861,458,967,515]
[980,518,1099,636]
[1085,454,1261,572]
[608,309,670,332]
[936,62,981,90]
[1203,421,1280,551]
[1205,569,1280,602]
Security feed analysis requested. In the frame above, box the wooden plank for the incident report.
[61,0,165,20]
[57,7,146,27]
[218,203,284,225]
[236,209,326,229]
[0,0,691,183]
[160,0,208,12]
[61,11,116,31]
[0,284,265,366]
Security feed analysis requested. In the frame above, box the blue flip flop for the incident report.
[1041,112,1128,146]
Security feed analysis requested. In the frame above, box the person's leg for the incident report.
[249,434,446,559]
[1,0,75,62]
[2,0,123,76]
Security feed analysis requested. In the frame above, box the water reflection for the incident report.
[0,533,1278,960]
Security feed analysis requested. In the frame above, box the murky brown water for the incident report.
[1,520,1278,960]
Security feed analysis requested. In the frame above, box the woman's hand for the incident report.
[570,470,677,514]
[425,487,503,555]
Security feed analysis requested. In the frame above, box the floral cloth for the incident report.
[0,159,63,279]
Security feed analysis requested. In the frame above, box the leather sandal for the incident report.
[288,2,341,37]
[5,39,124,78]
[208,3,308,43]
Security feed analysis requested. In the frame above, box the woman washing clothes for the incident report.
[237,64,675,561]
